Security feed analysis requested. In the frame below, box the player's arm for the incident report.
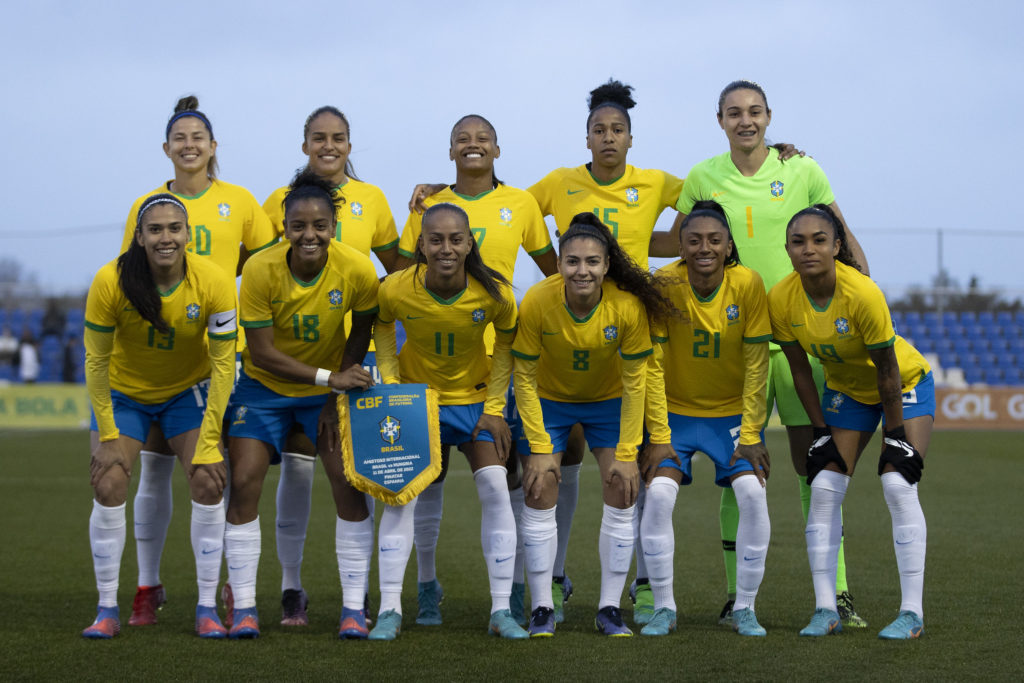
[372,317,401,384]
[648,212,685,258]
[829,201,869,276]
[244,325,369,393]
[375,246,400,274]
[639,341,678,485]
[735,340,771,484]
[407,183,448,214]
[84,325,118,442]
[193,310,238,466]
[870,344,904,433]
[531,249,558,277]
[780,343,826,429]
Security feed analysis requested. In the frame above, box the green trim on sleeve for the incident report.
[774,338,800,346]
[743,334,773,344]
[241,319,273,329]
[208,331,238,341]
[651,335,668,344]
[620,348,654,361]
[527,244,554,256]
[353,306,380,317]
[84,320,115,333]
[397,247,416,259]
[865,336,896,350]
[510,349,540,361]
[495,324,518,334]
[248,237,279,254]
[372,239,400,252]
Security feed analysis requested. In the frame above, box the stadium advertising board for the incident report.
[0,383,90,429]
[934,388,1024,430]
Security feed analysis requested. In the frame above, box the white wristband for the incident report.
[315,368,332,387]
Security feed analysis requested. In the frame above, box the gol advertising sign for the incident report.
[935,388,1024,430]
[0,383,90,429]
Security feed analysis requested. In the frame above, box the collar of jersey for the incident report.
[157,278,184,297]
[290,258,327,288]
[690,280,722,303]
[805,291,832,312]
[451,186,496,201]
[562,292,602,323]
[584,163,626,187]
[425,283,466,306]
[166,179,213,200]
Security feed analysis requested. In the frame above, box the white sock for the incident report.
[553,463,580,577]
[378,501,417,615]
[640,477,678,612]
[474,465,517,613]
[509,486,526,584]
[414,480,444,583]
[732,475,770,613]
[224,518,261,609]
[521,505,557,610]
[133,451,175,587]
[633,482,649,579]
[881,472,927,618]
[598,504,635,608]
[90,500,126,608]
[191,500,225,607]
[336,516,374,611]
[276,452,315,592]
[806,470,849,613]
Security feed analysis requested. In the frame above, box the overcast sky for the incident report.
[2,0,1022,299]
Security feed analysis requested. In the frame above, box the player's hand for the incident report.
[188,460,228,497]
[473,413,511,464]
[878,425,924,484]
[522,452,560,501]
[771,142,807,161]
[806,425,846,484]
[90,439,130,488]
[407,183,447,213]
[639,443,678,486]
[606,459,640,507]
[328,366,374,392]
[732,442,770,487]
[317,397,342,455]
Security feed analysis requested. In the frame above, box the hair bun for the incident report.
[173,95,200,114]
[588,79,636,111]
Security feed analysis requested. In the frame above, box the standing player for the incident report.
[769,205,930,639]
[82,195,237,638]
[639,202,772,637]
[117,96,278,627]
[223,171,380,639]
[261,106,401,625]
[652,80,870,627]
[396,114,557,628]
[513,213,675,637]
[370,202,526,640]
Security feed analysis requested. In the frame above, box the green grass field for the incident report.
[1,429,1021,681]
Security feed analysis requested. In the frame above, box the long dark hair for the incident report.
[786,204,862,271]
[450,114,503,188]
[117,194,189,334]
[679,200,741,266]
[414,203,510,302]
[303,105,360,181]
[559,212,677,324]
[165,95,218,180]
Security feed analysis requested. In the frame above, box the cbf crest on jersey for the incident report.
[350,202,364,217]
[603,325,618,341]
[826,392,845,414]
[472,308,486,323]
[726,304,740,321]
[218,202,231,219]
[770,181,784,198]
[835,317,850,335]
[186,303,201,320]
[499,207,512,225]
[328,289,344,309]
[626,187,639,206]
[232,405,248,425]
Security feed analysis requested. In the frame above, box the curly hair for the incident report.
[587,78,635,131]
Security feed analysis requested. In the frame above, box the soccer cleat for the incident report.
[338,607,369,639]
[595,606,633,637]
[82,606,120,639]
[488,609,530,639]
[528,606,556,638]
[629,579,655,625]
[228,607,260,639]
[837,591,868,628]
[732,607,767,637]
[281,589,309,626]
[799,608,842,637]
[640,607,677,636]
[552,575,574,624]
[510,582,527,627]
[195,605,228,639]
[368,610,402,640]
[416,580,444,626]
[878,610,924,640]
[128,584,166,626]
[718,598,735,626]
[221,583,234,629]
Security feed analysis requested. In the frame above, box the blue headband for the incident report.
[136,194,188,230]
[165,111,214,139]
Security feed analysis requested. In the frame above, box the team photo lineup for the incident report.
[82,77,933,644]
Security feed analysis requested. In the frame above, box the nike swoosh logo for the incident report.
[406,315,424,320]
[643,551,663,556]
[271,299,285,304]
[616,543,632,548]
[542,331,558,335]
[895,539,912,545]
[201,547,220,555]
[277,523,294,529]
[743,555,761,561]
[567,189,584,195]
[791,322,805,327]
[380,547,399,553]
[215,316,235,328]
[495,556,513,563]
[229,565,246,571]
[93,554,111,559]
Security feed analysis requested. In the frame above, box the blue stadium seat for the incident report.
[996,311,1013,327]
[977,353,1000,370]
[937,351,959,369]
[890,311,904,329]
[989,337,1010,353]
[934,338,955,353]
[952,339,972,357]
[964,367,985,385]
[904,311,922,326]
[983,368,1004,385]
[969,337,990,353]
[1016,312,1024,327]
[0,365,11,381]
[914,338,936,353]
[941,311,958,327]
[906,323,929,341]
[922,312,940,328]
[1002,367,1024,386]
[1010,339,1024,356]
[978,312,995,326]
[957,353,979,369]
[959,311,976,325]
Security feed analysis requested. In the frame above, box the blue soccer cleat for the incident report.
[878,610,924,640]
[489,609,529,639]
[339,606,369,639]
[552,575,574,624]
[195,605,227,639]
[228,607,260,639]
[595,606,633,637]
[510,582,527,627]
[799,608,842,637]
[732,607,766,637]
[629,579,654,625]
[528,606,556,638]
[368,610,402,641]
[416,580,443,626]
[640,607,677,636]
[82,606,120,639]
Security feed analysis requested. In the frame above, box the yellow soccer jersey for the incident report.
[397,184,553,282]
[263,179,399,257]
[374,267,517,407]
[239,240,380,397]
[84,253,238,403]
[528,165,684,271]
[122,180,278,276]
[768,262,931,404]
[652,262,772,416]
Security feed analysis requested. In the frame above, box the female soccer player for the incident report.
[652,80,870,627]
[262,106,402,626]
[82,194,237,639]
[639,201,772,638]
[223,171,380,639]
[370,202,525,640]
[513,213,675,637]
[769,205,931,640]
[118,96,278,627]
[396,114,557,628]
